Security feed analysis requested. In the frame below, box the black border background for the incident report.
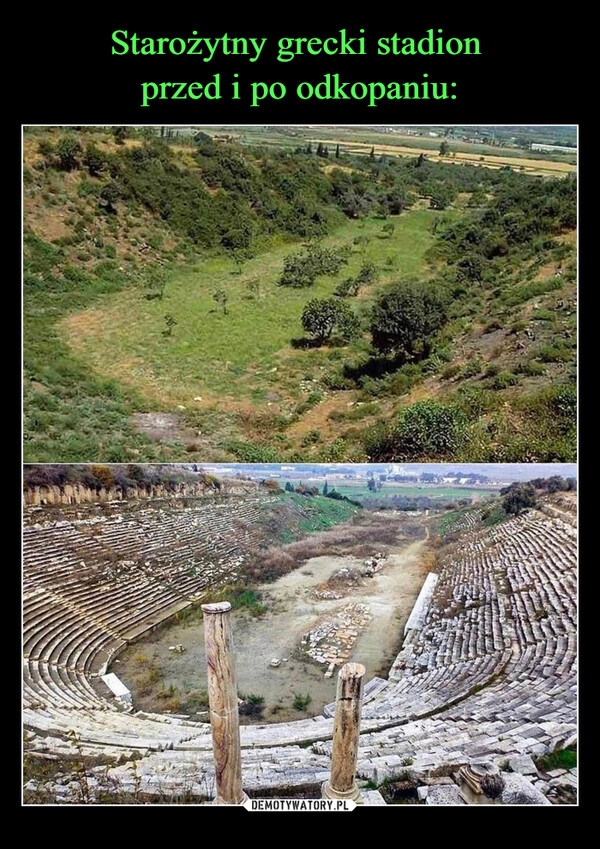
[21,16,579,125]
[19,12,581,817]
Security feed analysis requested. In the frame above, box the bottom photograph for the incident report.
[22,462,577,806]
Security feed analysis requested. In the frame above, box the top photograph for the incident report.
[22,124,577,465]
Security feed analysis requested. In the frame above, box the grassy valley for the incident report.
[23,126,576,463]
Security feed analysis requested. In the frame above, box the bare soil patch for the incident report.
[115,527,428,724]
[130,412,207,451]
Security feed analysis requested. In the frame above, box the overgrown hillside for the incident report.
[23,126,576,463]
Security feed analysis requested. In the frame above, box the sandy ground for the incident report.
[115,534,427,723]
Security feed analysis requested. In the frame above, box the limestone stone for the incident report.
[508,753,538,775]
[500,773,551,805]
[425,785,467,805]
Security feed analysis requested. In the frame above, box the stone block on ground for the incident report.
[500,773,552,805]
[425,785,467,805]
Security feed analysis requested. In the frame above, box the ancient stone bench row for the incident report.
[23,497,576,801]
[24,578,183,664]
[380,505,576,735]
[357,651,510,722]
[23,497,284,713]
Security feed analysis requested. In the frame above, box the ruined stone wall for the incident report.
[23,478,259,507]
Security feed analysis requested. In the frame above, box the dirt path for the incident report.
[115,535,428,723]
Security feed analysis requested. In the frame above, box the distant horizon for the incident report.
[197,462,577,483]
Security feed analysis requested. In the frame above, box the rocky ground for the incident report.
[115,537,427,722]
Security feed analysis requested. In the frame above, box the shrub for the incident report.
[516,360,546,377]
[364,400,462,461]
[535,342,573,363]
[459,358,483,379]
[492,372,519,390]
[370,281,448,361]
[239,694,265,718]
[56,136,82,171]
[293,693,312,711]
[90,464,116,489]
[441,363,461,380]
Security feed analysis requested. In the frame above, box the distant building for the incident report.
[531,143,577,154]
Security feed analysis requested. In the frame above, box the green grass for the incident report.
[55,212,436,406]
[333,484,499,501]
[290,493,361,532]
[23,130,576,464]
[24,206,440,462]
[534,747,577,772]
[230,589,268,617]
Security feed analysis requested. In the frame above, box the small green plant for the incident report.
[239,693,265,718]
[517,360,546,377]
[162,314,177,337]
[302,429,322,447]
[212,287,228,315]
[231,588,267,617]
[492,371,519,390]
[459,358,483,379]
[293,692,312,711]
[535,747,577,772]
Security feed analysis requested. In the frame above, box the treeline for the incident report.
[359,494,471,512]
[430,173,576,291]
[500,475,576,516]
[283,481,361,507]
[27,127,569,262]
[22,464,221,492]
[501,475,576,497]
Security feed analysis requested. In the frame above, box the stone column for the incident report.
[201,601,247,805]
[322,662,366,802]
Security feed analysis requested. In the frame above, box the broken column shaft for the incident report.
[322,662,366,801]
[201,601,247,805]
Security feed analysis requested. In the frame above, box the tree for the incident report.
[370,281,448,361]
[335,301,361,341]
[301,298,341,343]
[300,298,359,345]
[502,483,536,515]
[99,181,120,213]
[56,136,82,171]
